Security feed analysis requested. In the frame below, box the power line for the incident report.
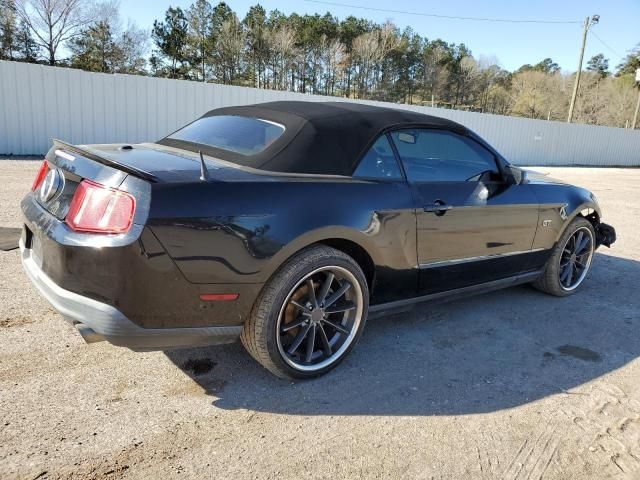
[590,30,624,60]
[303,0,583,24]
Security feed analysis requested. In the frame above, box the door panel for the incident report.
[416,182,539,263]
[388,128,540,295]
[414,181,539,294]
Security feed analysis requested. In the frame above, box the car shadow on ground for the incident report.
[164,252,639,416]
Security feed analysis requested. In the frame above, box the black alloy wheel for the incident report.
[241,245,369,379]
[276,265,364,372]
[558,226,594,291]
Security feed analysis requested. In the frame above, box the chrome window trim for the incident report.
[255,117,286,131]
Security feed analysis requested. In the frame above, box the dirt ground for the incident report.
[1,161,639,480]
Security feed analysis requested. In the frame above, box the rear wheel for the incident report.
[532,217,595,297]
[241,245,369,379]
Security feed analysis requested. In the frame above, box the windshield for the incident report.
[167,115,285,156]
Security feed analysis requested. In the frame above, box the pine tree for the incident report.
[68,21,120,72]
[16,18,38,61]
[152,7,189,78]
[0,0,18,60]
[586,54,609,79]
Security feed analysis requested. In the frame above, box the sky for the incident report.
[117,0,640,72]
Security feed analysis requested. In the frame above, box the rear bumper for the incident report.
[20,239,242,350]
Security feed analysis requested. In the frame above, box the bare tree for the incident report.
[421,43,449,106]
[95,0,147,74]
[322,37,346,95]
[351,31,377,96]
[186,0,212,82]
[116,21,148,73]
[510,70,566,120]
[572,72,607,125]
[352,23,397,98]
[456,56,479,107]
[13,0,94,65]
[215,15,245,84]
[485,84,513,115]
[599,74,638,128]
[92,0,116,24]
[475,56,503,112]
[266,24,296,90]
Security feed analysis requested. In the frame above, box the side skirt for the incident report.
[368,270,542,319]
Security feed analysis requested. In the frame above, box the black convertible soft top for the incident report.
[158,101,467,176]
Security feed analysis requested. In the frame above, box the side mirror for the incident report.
[505,166,529,185]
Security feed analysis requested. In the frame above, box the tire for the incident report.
[241,245,369,379]
[532,217,596,297]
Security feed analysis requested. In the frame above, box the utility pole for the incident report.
[632,68,640,130]
[567,15,599,123]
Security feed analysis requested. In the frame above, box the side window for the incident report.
[390,129,499,183]
[352,135,403,179]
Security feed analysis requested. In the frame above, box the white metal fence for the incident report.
[1,60,639,165]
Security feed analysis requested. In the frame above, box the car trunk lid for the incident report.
[35,140,160,222]
[64,140,268,184]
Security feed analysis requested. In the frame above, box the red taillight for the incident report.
[31,160,49,191]
[66,180,135,234]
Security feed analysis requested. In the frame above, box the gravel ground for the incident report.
[1,161,639,479]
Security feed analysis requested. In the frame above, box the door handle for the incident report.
[424,201,452,216]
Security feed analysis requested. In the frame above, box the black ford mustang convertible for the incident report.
[21,101,616,378]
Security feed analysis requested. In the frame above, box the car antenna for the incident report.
[198,150,210,182]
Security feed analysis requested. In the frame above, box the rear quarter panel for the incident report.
[148,178,418,305]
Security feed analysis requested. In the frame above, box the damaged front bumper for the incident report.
[595,222,616,248]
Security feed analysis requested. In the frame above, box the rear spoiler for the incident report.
[52,139,158,182]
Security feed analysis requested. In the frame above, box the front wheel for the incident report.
[532,217,596,297]
[241,245,369,379]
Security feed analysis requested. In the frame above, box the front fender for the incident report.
[556,187,601,242]
[531,183,602,250]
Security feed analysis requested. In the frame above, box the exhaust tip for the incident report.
[76,324,106,344]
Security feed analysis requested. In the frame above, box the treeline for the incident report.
[1,0,639,128]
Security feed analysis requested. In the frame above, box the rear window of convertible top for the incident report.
[167,115,285,156]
